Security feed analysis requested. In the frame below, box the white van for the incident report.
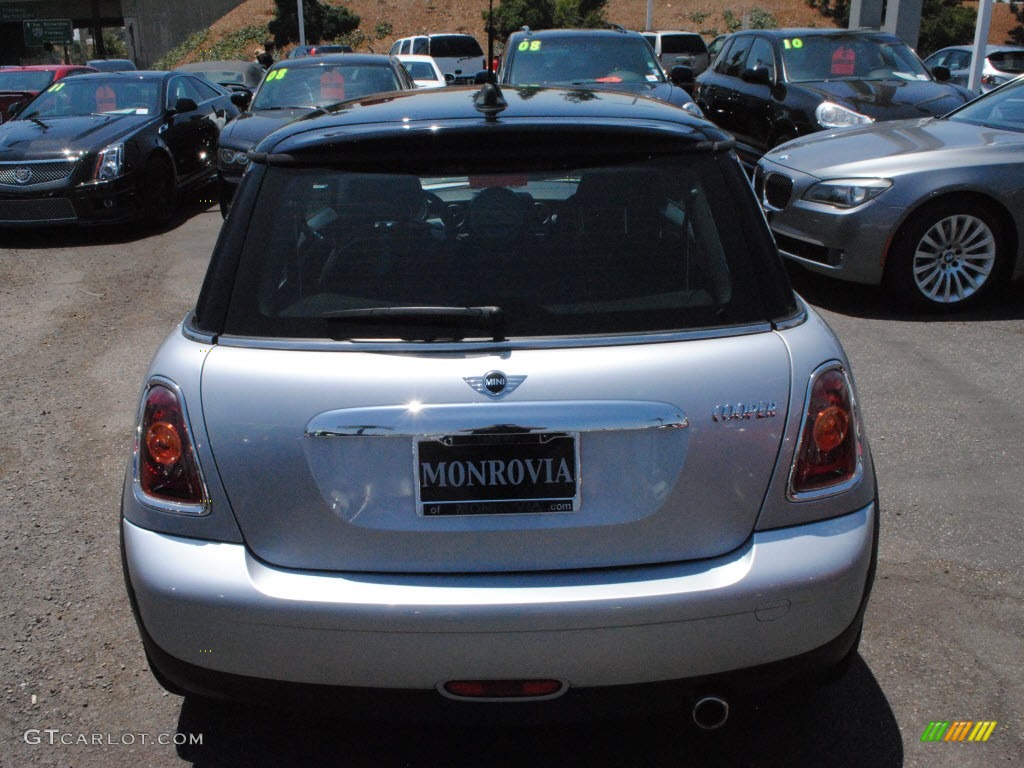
[641,31,710,76]
[388,34,485,84]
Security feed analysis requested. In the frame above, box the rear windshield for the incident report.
[219,154,792,340]
[988,51,1024,74]
[429,36,483,58]
[661,35,708,55]
[404,61,441,81]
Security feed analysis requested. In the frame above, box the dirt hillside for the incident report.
[203,0,1020,59]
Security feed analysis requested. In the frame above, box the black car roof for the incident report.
[252,84,730,158]
[65,70,180,80]
[269,54,398,68]
[508,27,646,39]
[733,28,904,42]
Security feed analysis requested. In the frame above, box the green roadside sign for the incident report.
[23,19,73,47]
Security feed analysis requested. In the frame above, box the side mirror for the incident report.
[669,65,694,86]
[171,96,198,114]
[7,101,23,118]
[930,64,951,82]
[741,66,773,86]
[230,91,252,110]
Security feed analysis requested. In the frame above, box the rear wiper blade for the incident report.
[323,305,506,341]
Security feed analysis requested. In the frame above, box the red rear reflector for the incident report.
[443,679,563,699]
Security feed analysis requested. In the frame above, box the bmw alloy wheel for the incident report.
[911,213,996,305]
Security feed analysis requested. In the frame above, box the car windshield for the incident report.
[0,70,55,92]
[947,75,1024,131]
[220,155,785,340]
[509,36,666,86]
[781,34,931,83]
[18,77,161,118]
[252,63,399,108]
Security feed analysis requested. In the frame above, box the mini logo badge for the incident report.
[464,370,526,399]
[13,167,32,185]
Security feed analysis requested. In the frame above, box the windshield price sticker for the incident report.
[783,38,804,49]
[265,68,289,81]
[415,432,580,516]
[518,40,543,53]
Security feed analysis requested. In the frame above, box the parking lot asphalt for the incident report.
[0,206,1020,766]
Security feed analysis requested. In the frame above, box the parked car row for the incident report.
[0,28,1021,312]
[0,18,1015,732]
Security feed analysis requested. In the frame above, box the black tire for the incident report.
[885,200,1006,311]
[141,155,177,229]
[218,178,232,219]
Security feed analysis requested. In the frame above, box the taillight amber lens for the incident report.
[791,367,859,495]
[138,384,204,504]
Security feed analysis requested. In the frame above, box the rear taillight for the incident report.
[137,383,206,507]
[790,364,860,496]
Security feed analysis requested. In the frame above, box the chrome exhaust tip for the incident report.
[692,695,730,730]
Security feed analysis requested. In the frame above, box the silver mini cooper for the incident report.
[122,83,878,726]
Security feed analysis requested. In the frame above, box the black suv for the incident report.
[497,27,702,116]
[694,28,974,169]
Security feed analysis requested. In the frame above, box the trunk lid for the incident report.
[201,332,790,573]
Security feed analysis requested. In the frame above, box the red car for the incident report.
[0,64,97,123]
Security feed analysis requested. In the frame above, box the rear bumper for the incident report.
[123,501,876,701]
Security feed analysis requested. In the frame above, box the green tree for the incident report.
[917,0,976,56]
[485,0,608,40]
[486,0,555,41]
[552,0,608,28]
[341,20,393,52]
[746,7,778,30]
[806,0,979,57]
[268,0,360,47]
[805,0,850,25]
[1008,1,1024,45]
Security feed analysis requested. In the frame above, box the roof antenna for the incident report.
[474,81,508,121]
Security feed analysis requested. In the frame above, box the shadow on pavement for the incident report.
[174,657,902,768]
[786,264,1024,323]
[0,191,218,250]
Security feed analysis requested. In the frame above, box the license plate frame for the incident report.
[414,432,580,517]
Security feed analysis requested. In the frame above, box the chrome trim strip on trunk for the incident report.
[306,401,689,438]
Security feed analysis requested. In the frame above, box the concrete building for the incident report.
[0,0,245,67]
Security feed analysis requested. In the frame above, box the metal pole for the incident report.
[967,0,993,93]
[646,0,653,31]
[297,0,306,46]
[487,0,494,79]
